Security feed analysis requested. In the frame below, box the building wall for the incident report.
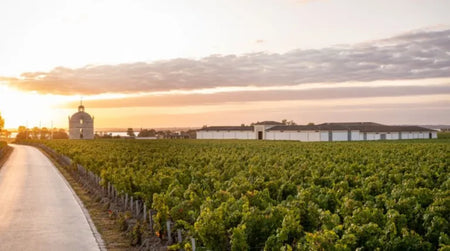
[289,132,306,141]
[268,131,290,140]
[360,132,365,140]
[69,127,94,139]
[351,131,360,141]
[365,133,377,141]
[197,129,436,141]
[331,131,348,141]
[222,131,235,139]
[265,131,322,141]
[432,131,438,139]
[320,132,329,142]
[254,125,265,140]
[196,131,207,139]
[69,113,94,140]
[196,130,253,139]
[308,132,321,141]
[389,132,399,140]
[211,131,223,139]
[254,125,279,139]
[235,131,253,139]
[401,132,409,139]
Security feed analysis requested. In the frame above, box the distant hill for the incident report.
[96,127,200,132]
[401,125,450,131]
[422,125,450,130]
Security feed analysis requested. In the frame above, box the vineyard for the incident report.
[28,139,449,250]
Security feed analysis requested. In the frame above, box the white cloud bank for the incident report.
[3,28,449,95]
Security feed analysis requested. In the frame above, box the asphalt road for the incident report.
[0,144,103,251]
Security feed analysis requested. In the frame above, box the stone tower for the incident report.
[68,102,94,139]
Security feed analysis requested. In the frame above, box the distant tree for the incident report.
[40,127,50,139]
[16,126,30,140]
[18,126,27,133]
[307,122,315,126]
[2,130,11,138]
[138,129,156,137]
[0,112,4,132]
[52,129,69,139]
[282,119,297,126]
[155,130,172,139]
[127,128,135,137]
[95,133,112,139]
[185,129,197,139]
[31,127,40,139]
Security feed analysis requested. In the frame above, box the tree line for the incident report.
[15,126,69,140]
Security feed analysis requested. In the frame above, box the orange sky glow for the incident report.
[1,77,449,129]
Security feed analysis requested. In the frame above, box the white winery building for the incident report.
[197,121,437,141]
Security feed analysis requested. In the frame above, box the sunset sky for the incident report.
[0,0,449,129]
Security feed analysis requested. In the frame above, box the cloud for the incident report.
[63,81,450,109]
[4,28,450,95]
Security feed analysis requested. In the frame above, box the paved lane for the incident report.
[0,145,103,251]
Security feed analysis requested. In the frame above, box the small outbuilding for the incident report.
[68,103,94,139]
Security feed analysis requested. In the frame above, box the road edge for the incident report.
[39,146,108,251]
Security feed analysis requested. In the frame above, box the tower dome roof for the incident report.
[69,101,94,140]
[70,110,93,122]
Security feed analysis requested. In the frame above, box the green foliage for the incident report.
[231,224,248,251]
[168,243,182,250]
[438,132,450,139]
[26,138,450,250]
[0,112,4,130]
[130,221,145,245]
[117,211,132,231]
[0,140,6,158]
[265,209,303,250]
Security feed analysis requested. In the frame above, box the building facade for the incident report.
[68,104,94,139]
[197,122,438,141]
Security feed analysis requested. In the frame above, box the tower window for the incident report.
[80,119,84,124]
